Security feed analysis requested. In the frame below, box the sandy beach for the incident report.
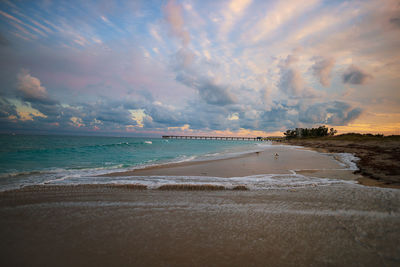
[104,143,359,181]
[1,184,399,267]
[1,142,400,266]
[2,0,399,265]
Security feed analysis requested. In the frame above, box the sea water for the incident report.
[0,134,273,191]
[0,134,361,191]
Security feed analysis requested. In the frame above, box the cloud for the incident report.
[243,0,320,43]
[0,97,18,119]
[17,69,56,104]
[171,44,235,107]
[219,0,252,38]
[94,105,137,126]
[196,79,236,106]
[279,68,304,96]
[149,24,163,42]
[0,0,398,135]
[299,101,362,125]
[163,0,190,46]
[389,17,400,27]
[278,55,320,98]
[342,65,373,85]
[0,10,46,38]
[311,57,335,87]
[14,71,136,129]
[177,72,236,106]
[282,54,299,66]
[259,105,291,126]
[43,100,139,130]
[259,87,273,110]
[145,103,183,127]
[174,48,195,68]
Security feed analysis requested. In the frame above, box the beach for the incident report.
[2,0,399,265]
[1,184,399,266]
[284,138,400,188]
[1,141,400,266]
[105,144,353,178]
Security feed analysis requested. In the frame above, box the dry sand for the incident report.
[1,141,399,266]
[0,185,399,267]
[104,144,358,181]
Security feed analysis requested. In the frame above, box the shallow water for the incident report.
[42,143,361,190]
[0,134,361,191]
[0,134,268,190]
[0,134,264,174]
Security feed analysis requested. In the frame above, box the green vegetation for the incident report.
[327,133,400,141]
[282,127,399,141]
[284,126,336,138]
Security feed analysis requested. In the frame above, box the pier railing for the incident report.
[162,135,266,141]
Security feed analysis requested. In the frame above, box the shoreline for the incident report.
[99,143,362,185]
[2,139,398,191]
[0,142,364,192]
[283,139,400,189]
[1,141,399,266]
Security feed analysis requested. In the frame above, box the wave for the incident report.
[0,141,363,192]
[80,141,133,149]
[270,144,360,171]
[0,169,64,179]
[34,172,358,191]
[193,141,273,162]
[12,141,135,155]
[334,153,360,171]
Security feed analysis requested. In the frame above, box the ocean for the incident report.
[0,134,362,191]
[0,134,273,191]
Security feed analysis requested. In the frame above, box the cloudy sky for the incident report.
[0,0,399,136]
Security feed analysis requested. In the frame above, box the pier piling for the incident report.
[162,135,266,141]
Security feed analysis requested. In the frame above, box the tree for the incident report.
[284,126,336,138]
[283,129,296,138]
[329,128,337,136]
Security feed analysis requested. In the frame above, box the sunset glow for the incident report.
[0,0,399,136]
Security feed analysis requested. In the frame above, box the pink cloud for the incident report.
[17,69,48,100]
[163,0,190,46]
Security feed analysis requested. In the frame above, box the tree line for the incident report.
[284,126,337,138]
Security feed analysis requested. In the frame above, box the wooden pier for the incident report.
[162,135,264,141]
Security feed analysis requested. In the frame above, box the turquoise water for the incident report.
[0,134,360,191]
[0,134,267,190]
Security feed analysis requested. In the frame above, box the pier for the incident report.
[162,135,265,141]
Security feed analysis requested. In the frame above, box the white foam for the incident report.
[335,153,360,171]
[193,142,274,162]
[273,144,360,171]
[0,142,362,192]
[42,172,357,190]
[256,141,273,147]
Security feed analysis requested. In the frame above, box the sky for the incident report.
[0,0,399,137]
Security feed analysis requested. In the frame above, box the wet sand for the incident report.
[1,143,399,266]
[0,185,399,266]
[105,145,358,180]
